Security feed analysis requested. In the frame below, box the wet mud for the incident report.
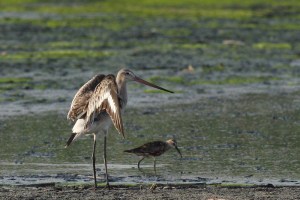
[1,184,300,200]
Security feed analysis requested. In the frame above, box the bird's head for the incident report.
[118,68,136,81]
[166,139,182,158]
[117,68,174,93]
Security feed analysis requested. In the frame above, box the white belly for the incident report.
[71,103,126,142]
[72,114,112,141]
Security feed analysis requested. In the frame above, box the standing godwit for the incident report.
[65,69,173,188]
[124,139,182,173]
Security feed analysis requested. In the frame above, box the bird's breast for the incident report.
[150,151,165,157]
[72,112,112,134]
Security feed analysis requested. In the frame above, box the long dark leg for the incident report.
[137,157,145,170]
[103,134,110,188]
[153,157,157,175]
[92,133,97,188]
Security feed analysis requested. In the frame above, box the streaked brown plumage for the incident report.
[67,74,105,121]
[124,139,182,173]
[65,69,173,188]
[84,75,123,134]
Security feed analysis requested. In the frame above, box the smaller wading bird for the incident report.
[65,69,173,189]
[124,139,182,173]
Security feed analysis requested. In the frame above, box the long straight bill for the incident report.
[175,146,182,158]
[134,77,174,93]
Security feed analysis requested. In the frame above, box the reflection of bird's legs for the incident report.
[92,133,97,188]
[137,157,145,170]
[153,157,157,175]
[103,132,110,188]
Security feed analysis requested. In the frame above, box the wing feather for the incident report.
[85,75,124,137]
[124,141,166,156]
[67,74,105,121]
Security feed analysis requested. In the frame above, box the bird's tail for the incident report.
[65,133,77,148]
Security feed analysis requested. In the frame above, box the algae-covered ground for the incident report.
[1,0,300,107]
[1,0,300,199]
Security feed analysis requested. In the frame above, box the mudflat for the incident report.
[1,184,300,200]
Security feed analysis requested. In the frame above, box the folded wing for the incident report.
[124,141,165,156]
[85,75,124,138]
[67,74,105,121]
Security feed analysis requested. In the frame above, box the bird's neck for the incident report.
[117,79,128,108]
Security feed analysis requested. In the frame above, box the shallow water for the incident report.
[1,92,299,186]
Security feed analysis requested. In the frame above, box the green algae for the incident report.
[48,41,83,48]
[253,43,292,50]
[149,76,185,84]
[191,76,280,85]
[2,0,300,22]
[147,74,278,86]
[0,0,299,108]
[181,43,207,49]
[2,50,113,60]
[0,77,32,83]
[38,50,113,59]
[202,65,225,73]
[0,77,33,93]
[163,29,191,37]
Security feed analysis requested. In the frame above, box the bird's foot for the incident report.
[103,183,111,190]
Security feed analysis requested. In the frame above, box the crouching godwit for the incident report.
[124,139,182,173]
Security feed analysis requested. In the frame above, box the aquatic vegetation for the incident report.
[147,74,278,86]
[201,65,225,73]
[253,42,292,50]
[151,75,185,83]
[1,0,300,23]
[181,43,207,49]
[163,29,191,37]
[2,50,113,60]
[0,0,299,104]
[0,77,32,93]
[0,77,32,83]
[48,41,83,48]
[191,76,280,85]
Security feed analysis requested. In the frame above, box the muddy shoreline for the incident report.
[1,184,300,200]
